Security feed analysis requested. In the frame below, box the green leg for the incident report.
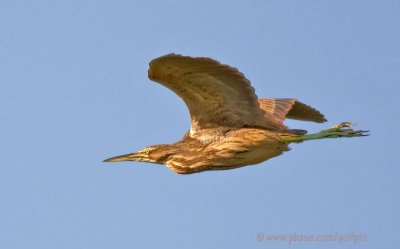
[279,122,369,143]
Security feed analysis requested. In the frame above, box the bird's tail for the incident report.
[258,98,327,127]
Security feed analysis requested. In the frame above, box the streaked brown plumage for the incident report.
[104,54,367,174]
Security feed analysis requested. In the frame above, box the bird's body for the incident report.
[162,128,286,174]
[104,54,367,174]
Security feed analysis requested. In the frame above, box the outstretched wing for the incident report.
[148,54,277,132]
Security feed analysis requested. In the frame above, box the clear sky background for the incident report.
[1,1,399,248]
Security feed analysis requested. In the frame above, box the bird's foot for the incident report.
[280,122,369,143]
[320,122,369,138]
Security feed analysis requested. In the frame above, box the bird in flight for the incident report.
[104,54,368,174]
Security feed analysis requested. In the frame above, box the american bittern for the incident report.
[104,54,368,174]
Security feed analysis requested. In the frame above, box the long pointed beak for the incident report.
[103,152,141,162]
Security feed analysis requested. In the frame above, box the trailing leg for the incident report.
[279,122,369,143]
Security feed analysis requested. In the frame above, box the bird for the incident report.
[104,54,368,174]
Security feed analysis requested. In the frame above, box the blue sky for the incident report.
[1,1,399,248]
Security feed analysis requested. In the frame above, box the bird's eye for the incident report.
[143,148,151,154]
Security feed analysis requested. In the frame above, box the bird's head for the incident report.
[103,144,173,164]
